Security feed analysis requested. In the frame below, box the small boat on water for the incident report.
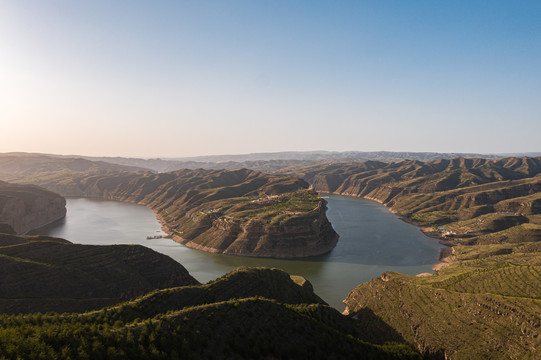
[146,235,164,240]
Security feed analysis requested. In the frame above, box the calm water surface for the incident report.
[34,195,443,310]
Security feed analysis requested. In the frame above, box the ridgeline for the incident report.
[1,153,539,358]
[282,157,541,359]
[0,233,198,314]
[5,166,338,258]
[0,266,421,360]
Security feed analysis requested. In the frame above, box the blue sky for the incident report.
[1,1,540,157]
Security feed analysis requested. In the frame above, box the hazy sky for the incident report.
[1,1,540,157]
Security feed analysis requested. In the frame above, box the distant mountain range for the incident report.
[4,150,541,173]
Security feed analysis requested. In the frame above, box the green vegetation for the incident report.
[0,233,197,314]
[290,157,541,359]
[0,267,421,360]
[344,250,541,359]
[2,154,540,358]
[0,299,420,360]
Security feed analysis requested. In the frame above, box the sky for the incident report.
[1,0,540,158]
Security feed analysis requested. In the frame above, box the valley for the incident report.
[281,157,541,359]
[0,161,339,258]
[0,153,539,359]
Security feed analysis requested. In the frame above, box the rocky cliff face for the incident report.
[175,199,338,258]
[16,169,339,258]
[285,157,541,220]
[0,181,66,234]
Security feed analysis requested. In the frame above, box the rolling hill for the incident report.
[0,266,421,360]
[0,233,198,314]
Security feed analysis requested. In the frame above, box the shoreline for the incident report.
[65,193,451,271]
[23,213,67,236]
[154,211,339,259]
[319,191,453,273]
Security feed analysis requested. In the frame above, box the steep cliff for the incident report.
[174,196,338,257]
[0,181,66,234]
[11,168,338,258]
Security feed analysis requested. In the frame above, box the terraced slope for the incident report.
[12,168,338,258]
[344,250,541,359]
[291,157,541,359]
[284,157,541,202]
[0,181,66,233]
[0,233,198,314]
[285,157,541,247]
[0,267,421,360]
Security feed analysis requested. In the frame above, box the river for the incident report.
[33,194,443,310]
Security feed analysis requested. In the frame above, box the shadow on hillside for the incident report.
[350,307,407,345]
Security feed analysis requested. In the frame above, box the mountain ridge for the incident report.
[6,167,339,258]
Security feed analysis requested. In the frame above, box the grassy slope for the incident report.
[0,267,421,360]
[344,250,541,359]
[283,157,541,359]
[0,234,198,314]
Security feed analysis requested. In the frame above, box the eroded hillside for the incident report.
[6,167,339,258]
[284,157,541,359]
[0,181,66,234]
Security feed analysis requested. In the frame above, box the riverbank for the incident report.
[320,191,450,273]
[36,196,442,310]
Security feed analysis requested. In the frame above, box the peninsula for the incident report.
[0,158,339,258]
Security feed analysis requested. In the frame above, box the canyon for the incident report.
[0,153,539,358]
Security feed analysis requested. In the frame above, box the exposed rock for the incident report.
[12,168,339,258]
[0,223,15,234]
[0,181,66,234]
[171,199,338,258]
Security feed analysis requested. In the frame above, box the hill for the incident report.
[287,157,541,359]
[0,153,151,182]
[148,150,503,163]
[0,180,66,234]
[283,156,541,221]
[0,233,198,314]
[0,267,421,359]
[2,151,512,173]
[343,249,541,359]
[8,167,338,258]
